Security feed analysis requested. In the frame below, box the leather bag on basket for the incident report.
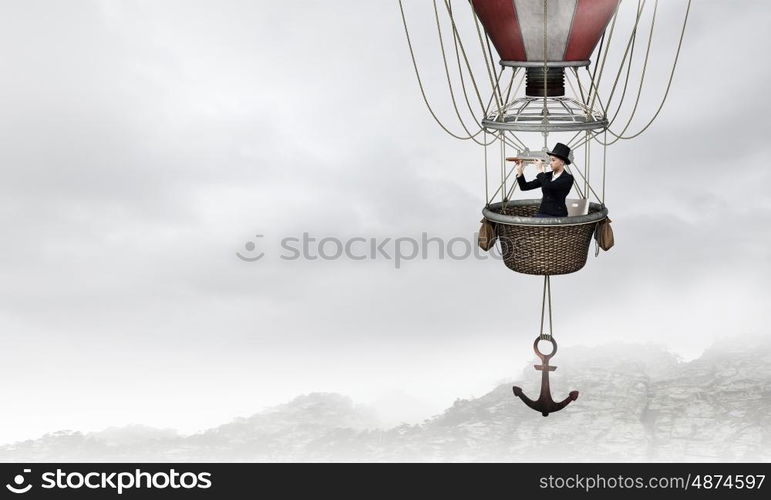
[478,218,498,251]
[594,217,614,252]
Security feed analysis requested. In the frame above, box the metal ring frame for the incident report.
[483,199,608,227]
[482,97,608,132]
[500,60,590,68]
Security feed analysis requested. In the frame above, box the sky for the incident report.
[0,0,770,445]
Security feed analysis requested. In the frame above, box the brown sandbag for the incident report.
[594,217,614,251]
[478,218,498,251]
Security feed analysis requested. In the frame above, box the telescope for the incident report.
[505,149,549,163]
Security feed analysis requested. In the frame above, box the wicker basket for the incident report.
[482,199,608,275]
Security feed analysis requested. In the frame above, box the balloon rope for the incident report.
[469,1,503,116]
[601,0,692,143]
[398,0,478,140]
[449,16,513,141]
[570,0,690,150]
[603,0,649,119]
[605,0,642,126]
[588,2,622,113]
[443,0,528,150]
[433,0,487,140]
[603,0,659,141]
[587,32,606,106]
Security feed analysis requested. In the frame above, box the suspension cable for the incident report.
[585,131,590,195]
[500,132,506,203]
[444,0,529,151]
[398,0,481,140]
[433,0,487,140]
[468,1,503,115]
[602,0,649,117]
[447,0,532,144]
[601,0,692,142]
[567,0,647,148]
[442,0,490,112]
[574,0,690,149]
[483,17,506,109]
[603,0,659,140]
[588,4,619,113]
[605,0,642,126]
[586,33,605,106]
[451,13,490,129]
[450,24,512,143]
[484,131,490,204]
[602,130,607,205]
[564,164,586,200]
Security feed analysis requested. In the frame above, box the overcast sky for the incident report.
[0,0,769,444]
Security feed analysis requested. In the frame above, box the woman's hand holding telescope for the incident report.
[507,157,545,177]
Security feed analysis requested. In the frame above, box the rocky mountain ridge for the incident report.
[2,337,769,461]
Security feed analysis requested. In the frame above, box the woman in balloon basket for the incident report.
[513,142,575,218]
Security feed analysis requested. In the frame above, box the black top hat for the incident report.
[547,142,572,165]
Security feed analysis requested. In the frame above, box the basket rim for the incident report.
[483,199,608,227]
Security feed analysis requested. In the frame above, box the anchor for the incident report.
[512,335,578,417]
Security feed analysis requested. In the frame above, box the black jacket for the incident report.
[516,170,574,217]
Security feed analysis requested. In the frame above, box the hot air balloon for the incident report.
[474,0,618,132]
[399,0,692,415]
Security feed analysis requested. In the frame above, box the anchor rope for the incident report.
[539,275,553,339]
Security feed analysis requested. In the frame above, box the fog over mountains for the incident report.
[2,336,769,462]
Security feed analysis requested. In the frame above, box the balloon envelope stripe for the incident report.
[471,0,526,61]
[563,0,619,61]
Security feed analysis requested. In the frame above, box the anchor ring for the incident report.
[533,335,557,362]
